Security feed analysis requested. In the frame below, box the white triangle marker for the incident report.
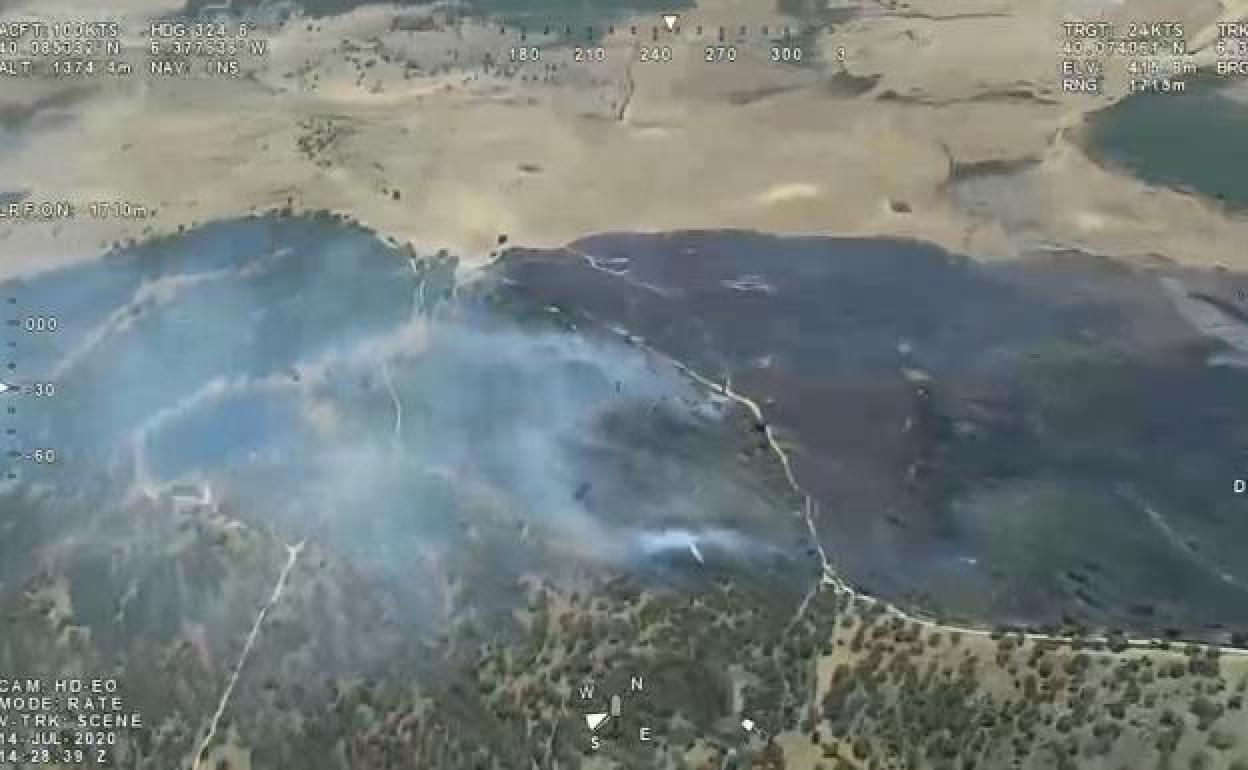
[662,13,679,32]
[585,712,608,731]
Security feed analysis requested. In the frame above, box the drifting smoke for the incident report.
[631,527,779,565]
[129,315,798,623]
[13,217,810,632]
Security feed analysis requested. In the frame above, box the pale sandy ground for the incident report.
[0,0,1246,282]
